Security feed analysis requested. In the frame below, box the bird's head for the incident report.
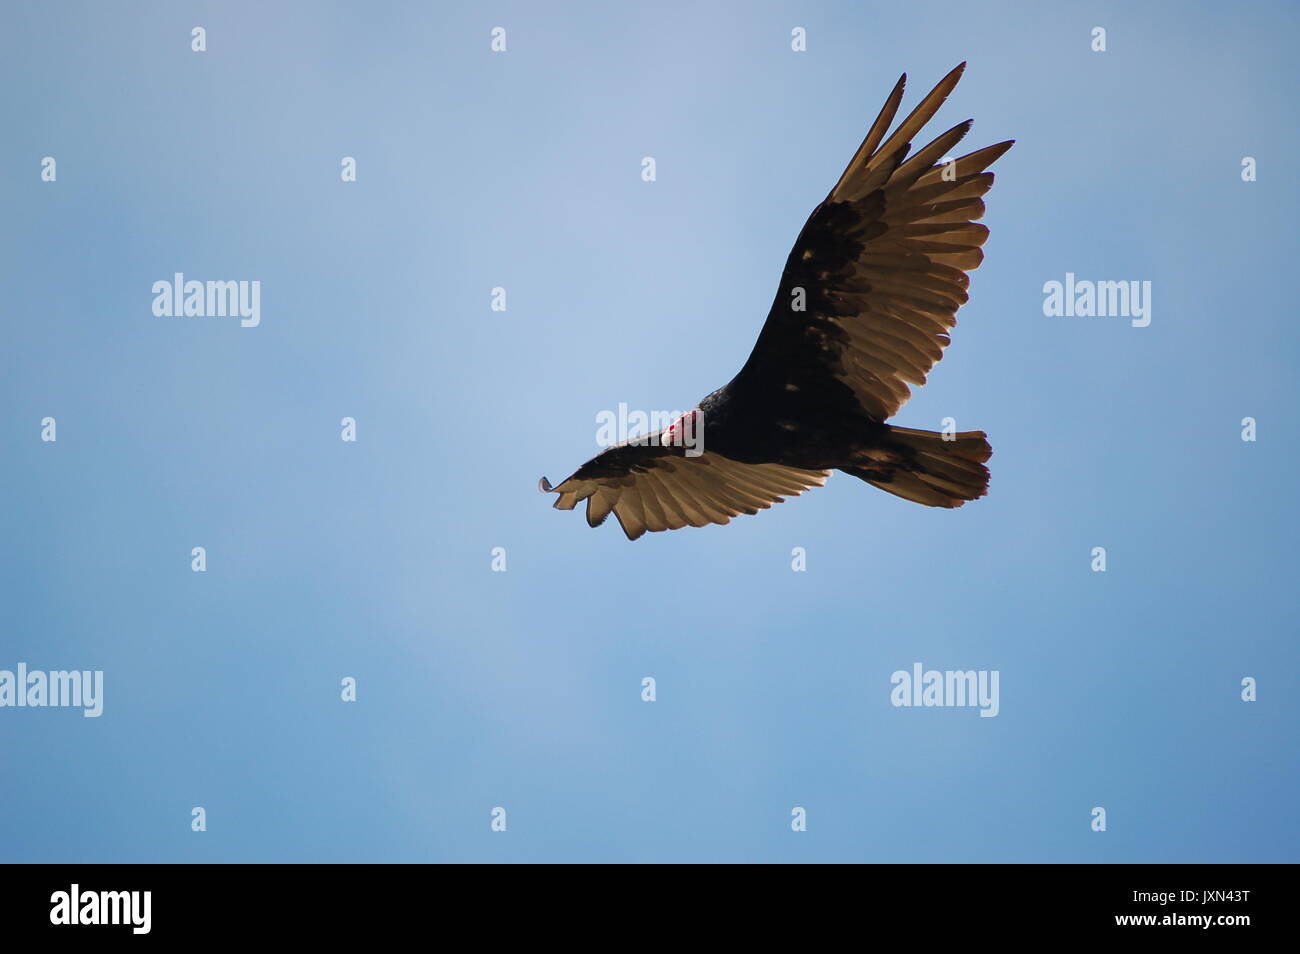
[662,408,704,456]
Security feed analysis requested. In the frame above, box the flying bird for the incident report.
[541,63,1012,540]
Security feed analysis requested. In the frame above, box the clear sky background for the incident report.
[2,0,1296,863]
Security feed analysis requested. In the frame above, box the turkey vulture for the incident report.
[541,63,1012,540]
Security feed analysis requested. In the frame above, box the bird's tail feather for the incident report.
[842,425,991,508]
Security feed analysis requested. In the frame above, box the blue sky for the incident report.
[1,0,1296,862]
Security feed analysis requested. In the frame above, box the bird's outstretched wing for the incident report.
[540,435,828,541]
[729,62,1013,422]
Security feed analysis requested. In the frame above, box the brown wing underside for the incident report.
[732,62,1013,422]
[540,439,828,540]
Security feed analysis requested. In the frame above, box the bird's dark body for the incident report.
[695,378,890,471]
